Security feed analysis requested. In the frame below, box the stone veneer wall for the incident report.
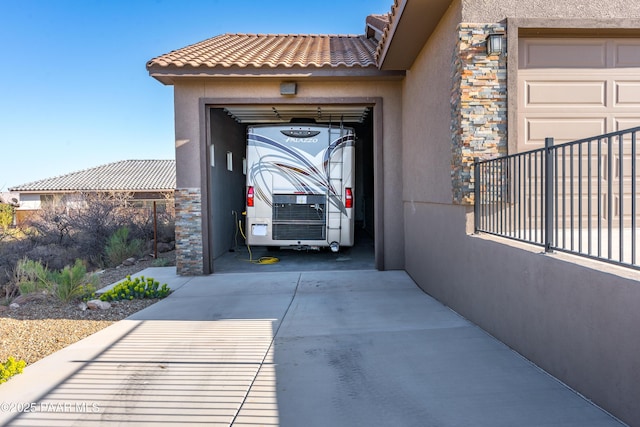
[451,23,508,204]
[174,188,204,275]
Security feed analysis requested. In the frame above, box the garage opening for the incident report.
[205,103,376,273]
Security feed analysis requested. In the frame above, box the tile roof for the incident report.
[366,13,391,36]
[375,0,401,65]
[147,34,379,70]
[10,160,176,192]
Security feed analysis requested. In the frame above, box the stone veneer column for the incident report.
[174,188,204,275]
[451,23,507,204]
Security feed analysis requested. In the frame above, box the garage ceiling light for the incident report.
[223,105,370,124]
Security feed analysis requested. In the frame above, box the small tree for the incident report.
[0,203,13,229]
[0,203,16,243]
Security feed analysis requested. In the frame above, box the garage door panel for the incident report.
[520,39,607,69]
[615,81,640,106]
[615,44,640,67]
[615,118,640,132]
[519,37,640,152]
[525,80,606,107]
[525,117,606,146]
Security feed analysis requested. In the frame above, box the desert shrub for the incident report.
[105,227,145,267]
[151,257,172,267]
[14,258,52,296]
[48,259,98,303]
[26,244,81,272]
[5,192,175,282]
[11,258,97,303]
[0,357,26,384]
[23,192,166,268]
[0,239,33,298]
[99,275,170,302]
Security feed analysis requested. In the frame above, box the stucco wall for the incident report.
[405,202,640,425]
[402,1,462,206]
[172,77,405,270]
[462,0,640,21]
[401,0,640,424]
[16,194,40,210]
[174,82,205,189]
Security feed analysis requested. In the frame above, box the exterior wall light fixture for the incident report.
[486,33,505,56]
[280,82,297,95]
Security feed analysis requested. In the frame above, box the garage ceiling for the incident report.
[223,105,370,124]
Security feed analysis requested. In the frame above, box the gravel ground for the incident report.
[0,252,175,366]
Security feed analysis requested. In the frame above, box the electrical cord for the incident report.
[234,211,279,265]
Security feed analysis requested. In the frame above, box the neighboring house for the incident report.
[147,1,640,424]
[0,192,19,227]
[9,160,175,224]
[0,192,19,206]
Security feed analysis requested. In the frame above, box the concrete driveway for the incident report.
[0,268,624,426]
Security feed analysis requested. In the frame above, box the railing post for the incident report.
[474,159,480,233]
[545,137,554,252]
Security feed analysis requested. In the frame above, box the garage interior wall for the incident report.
[208,108,247,260]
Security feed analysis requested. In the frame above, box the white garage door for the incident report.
[518,37,640,151]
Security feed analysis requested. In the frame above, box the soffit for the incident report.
[377,0,453,70]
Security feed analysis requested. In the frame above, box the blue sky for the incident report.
[0,0,392,190]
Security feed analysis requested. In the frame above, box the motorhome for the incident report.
[245,123,355,252]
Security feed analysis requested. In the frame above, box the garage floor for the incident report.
[213,229,375,273]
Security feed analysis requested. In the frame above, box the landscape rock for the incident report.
[86,299,111,310]
[12,292,47,305]
[9,303,20,309]
[78,301,88,311]
[157,242,175,253]
[122,257,137,266]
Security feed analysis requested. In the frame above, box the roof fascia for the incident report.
[148,66,405,85]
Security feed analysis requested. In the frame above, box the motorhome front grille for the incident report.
[273,224,325,240]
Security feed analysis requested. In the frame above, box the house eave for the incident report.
[378,0,453,71]
[148,65,405,85]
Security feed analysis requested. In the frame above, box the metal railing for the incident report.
[474,126,640,270]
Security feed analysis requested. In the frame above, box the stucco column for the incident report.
[174,83,206,275]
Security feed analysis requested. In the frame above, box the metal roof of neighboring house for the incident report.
[146,33,379,70]
[9,160,176,193]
